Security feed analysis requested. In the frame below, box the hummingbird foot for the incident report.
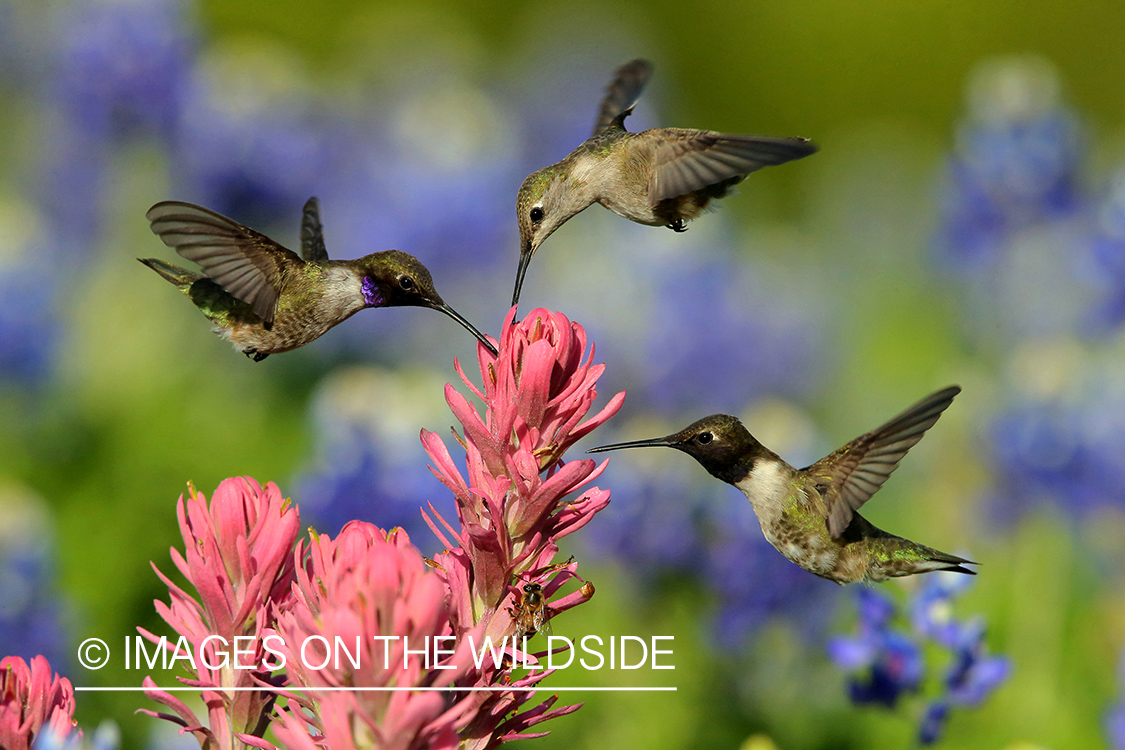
[667,218,688,233]
[246,350,269,362]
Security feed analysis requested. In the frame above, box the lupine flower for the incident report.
[1088,167,1125,329]
[422,307,623,747]
[0,489,67,667]
[582,463,708,579]
[919,619,1011,745]
[38,0,193,253]
[911,568,976,647]
[294,367,457,551]
[827,589,923,708]
[140,478,300,750]
[49,0,191,141]
[174,45,339,229]
[988,376,1125,522]
[934,56,1083,273]
[830,572,1010,743]
[271,522,480,750]
[644,256,824,415]
[0,655,79,750]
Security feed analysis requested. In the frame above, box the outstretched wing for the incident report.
[805,386,962,539]
[648,131,817,206]
[146,201,303,326]
[592,58,653,137]
[300,196,329,262]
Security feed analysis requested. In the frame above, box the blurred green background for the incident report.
[2,0,1125,748]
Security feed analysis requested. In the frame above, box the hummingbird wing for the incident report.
[593,58,653,136]
[805,386,962,539]
[146,201,302,327]
[647,131,818,206]
[300,196,329,262]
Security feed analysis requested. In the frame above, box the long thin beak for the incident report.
[586,436,676,453]
[511,241,534,309]
[433,303,498,356]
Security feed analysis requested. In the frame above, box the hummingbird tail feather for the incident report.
[139,257,201,291]
[914,546,977,576]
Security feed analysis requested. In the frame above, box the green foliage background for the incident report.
[2,1,1124,749]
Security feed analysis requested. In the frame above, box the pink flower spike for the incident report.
[0,655,80,750]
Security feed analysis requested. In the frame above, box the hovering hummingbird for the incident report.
[588,386,974,584]
[511,58,818,306]
[140,198,497,361]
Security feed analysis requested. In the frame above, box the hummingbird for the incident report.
[588,386,974,584]
[511,58,818,306]
[140,197,497,361]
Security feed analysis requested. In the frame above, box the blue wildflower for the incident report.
[644,255,823,416]
[50,0,193,141]
[988,393,1125,521]
[934,57,1084,272]
[827,589,923,708]
[0,498,68,670]
[0,264,57,383]
[580,462,709,579]
[919,619,1011,745]
[911,569,975,647]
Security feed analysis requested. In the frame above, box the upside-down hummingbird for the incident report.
[511,58,818,306]
[140,198,497,361]
[588,386,974,584]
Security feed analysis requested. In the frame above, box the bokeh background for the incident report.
[2,0,1125,747]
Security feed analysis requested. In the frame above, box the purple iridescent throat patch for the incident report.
[362,276,385,307]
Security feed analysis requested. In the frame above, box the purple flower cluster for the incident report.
[828,572,1010,745]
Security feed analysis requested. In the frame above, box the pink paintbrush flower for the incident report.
[0,655,79,750]
[423,308,622,617]
[421,307,622,747]
[140,477,300,750]
[271,522,481,750]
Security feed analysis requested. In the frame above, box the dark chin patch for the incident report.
[707,454,755,485]
[362,276,385,307]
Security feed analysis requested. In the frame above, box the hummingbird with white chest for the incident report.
[511,58,818,306]
[588,386,975,584]
[140,198,497,361]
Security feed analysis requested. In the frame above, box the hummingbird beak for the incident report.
[511,239,535,309]
[586,435,677,453]
[432,302,499,356]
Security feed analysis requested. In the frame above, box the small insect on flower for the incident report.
[510,582,551,640]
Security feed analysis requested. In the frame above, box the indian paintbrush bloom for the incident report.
[140,477,300,750]
[271,522,481,750]
[0,654,80,750]
[421,307,623,747]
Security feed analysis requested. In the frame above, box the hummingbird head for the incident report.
[361,250,498,355]
[512,166,581,307]
[587,414,766,484]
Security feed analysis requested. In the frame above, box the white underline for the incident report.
[74,686,675,692]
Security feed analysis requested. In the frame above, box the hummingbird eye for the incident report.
[696,432,713,445]
[398,274,415,291]
[529,207,544,224]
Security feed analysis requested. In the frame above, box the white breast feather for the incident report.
[734,461,792,521]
